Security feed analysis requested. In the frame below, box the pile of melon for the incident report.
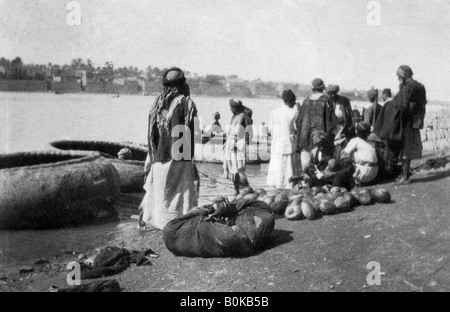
[229,185,392,222]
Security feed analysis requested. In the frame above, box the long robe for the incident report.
[223,111,252,183]
[141,94,199,230]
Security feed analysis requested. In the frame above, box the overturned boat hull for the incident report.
[48,140,148,192]
[0,151,121,230]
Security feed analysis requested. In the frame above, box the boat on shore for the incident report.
[0,151,121,230]
[48,140,148,192]
[195,134,271,164]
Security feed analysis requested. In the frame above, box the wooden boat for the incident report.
[195,134,271,164]
[0,151,121,230]
[48,140,148,192]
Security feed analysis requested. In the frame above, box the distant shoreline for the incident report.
[1,88,448,106]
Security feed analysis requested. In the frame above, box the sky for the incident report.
[0,0,450,100]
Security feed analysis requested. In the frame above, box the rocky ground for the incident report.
[1,156,449,292]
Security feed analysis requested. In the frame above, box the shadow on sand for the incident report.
[411,170,450,184]
[265,229,294,250]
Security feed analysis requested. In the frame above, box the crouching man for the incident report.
[290,130,355,191]
[342,124,379,186]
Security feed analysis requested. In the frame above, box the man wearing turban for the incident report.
[140,67,199,230]
[223,99,253,195]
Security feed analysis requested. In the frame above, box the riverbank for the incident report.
[1,153,449,292]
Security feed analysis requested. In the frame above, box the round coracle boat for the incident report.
[0,151,121,230]
[48,140,148,192]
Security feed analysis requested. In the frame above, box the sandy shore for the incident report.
[1,154,450,292]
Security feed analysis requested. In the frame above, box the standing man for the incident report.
[395,65,427,184]
[327,84,355,140]
[379,88,402,179]
[223,99,253,195]
[141,67,199,230]
[381,88,393,105]
[266,90,298,190]
[363,88,382,131]
[296,78,337,172]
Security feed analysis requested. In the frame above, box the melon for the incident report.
[340,187,349,194]
[241,187,254,196]
[299,188,313,197]
[319,199,337,215]
[343,192,359,208]
[266,190,278,197]
[289,194,303,203]
[275,190,291,202]
[311,186,321,197]
[356,189,373,206]
[244,194,258,201]
[303,197,321,214]
[270,200,289,215]
[314,193,327,201]
[253,188,267,197]
[327,192,342,202]
[322,185,333,193]
[301,201,317,220]
[285,204,303,221]
[335,196,352,212]
[285,198,303,220]
[330,186,341,194]
[260,195,274,207]
[370,189,391,203]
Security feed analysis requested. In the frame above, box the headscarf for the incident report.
[311,130,329,146]
[397,65,414,79]
[152,68,191,130]
[327,84,340,94]
[147,67,197,161]
[162,67,186,86]
[229,99,243,108]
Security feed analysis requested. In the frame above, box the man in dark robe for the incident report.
[295,78,337,172]
[394,65,427,184]
[327,84,356,140]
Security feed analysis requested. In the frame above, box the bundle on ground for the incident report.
[163,199,275,258]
